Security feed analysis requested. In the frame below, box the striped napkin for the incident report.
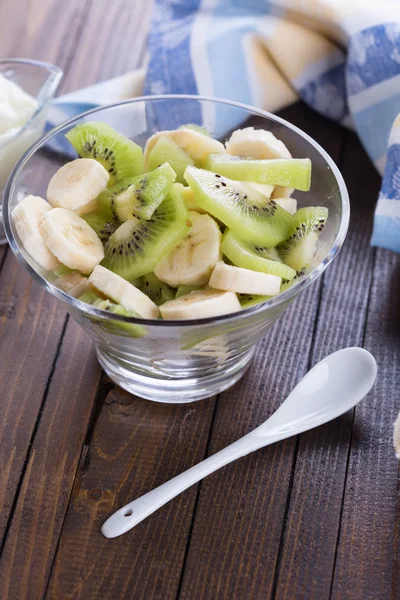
[49,0,400,253]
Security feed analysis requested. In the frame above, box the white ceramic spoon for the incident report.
[102,347,377,539]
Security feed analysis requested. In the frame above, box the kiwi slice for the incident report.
[147,137,194,183]
[65,121,144,186]
[54,264,74,277]
[239,294,272,309]
[175,284,202,298]
[113,163,176,221]
[184,166,293,246]
[102,183,191,280]
[179,124,211,137]
[278,206,328,271]
[93,299,146,337]
[205,154,311,191]
[222,229,296,280]
[82,211,120,244]
[78,290,101,304]
[138,273,175,305]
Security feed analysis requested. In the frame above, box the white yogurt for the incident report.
[0,74,40,191]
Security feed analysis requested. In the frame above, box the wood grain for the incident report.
[273,132,380,599]
[60,0,152,93]
[0,252,67,543]
[331,247,400,600]
[0,0,90,68]
[0,320,101,600]
[46,391,217,600]
[178,106,346,600]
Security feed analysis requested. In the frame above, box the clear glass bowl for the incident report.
[3,96,349,403]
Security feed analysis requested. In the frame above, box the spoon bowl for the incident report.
[102,347,377,539]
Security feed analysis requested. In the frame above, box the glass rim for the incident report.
[0,58,63,148]
[3,94,350,328]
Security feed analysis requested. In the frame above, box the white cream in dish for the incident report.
[0,74,39,190]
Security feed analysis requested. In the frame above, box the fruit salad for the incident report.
[12,122,328,322]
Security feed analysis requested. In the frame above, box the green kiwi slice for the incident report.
[222,229,296,280]
[205,154,311,191]
[78,290,101,304]
[93,299,146,337]
[179,124,211,137]
[138,273,175,305]
[82,211,120,244]
[54,265,74,277]
[175,284,203,298]
[102,183,191,280]
[239,294,272,309]
[147,137,194,183]
[278,206,328,271]
[184,166,293,246]
[65,121,144,186]
[113,163,176,221]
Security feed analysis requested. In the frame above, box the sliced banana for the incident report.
[144,128,225,167]
[155,211,221,286]
[160,289,241,320]
[247,182,274,198]
[12,195,60,270]
[209,261,281,296]
[225,127,291,159]
[47,158,109,214]
[271,185,294,199]
[89,265,159,319]
[57,272,89,297]
[181,186,206,213]
[39,208,104,274]
[274,197,297,215]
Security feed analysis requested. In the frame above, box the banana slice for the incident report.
[144,128,225,167]
[247,182,274,198]
[160,288,241,320]
[57,272,89,297]
[47,158,109,214]
[225,127,291,159]
[89,265,159,319]
[209,261,281,296]
[274,197,297,215]
[39,208,104,274]
[154,211,221,286]
[271,185,294,199]
[12,195,60,270]
[181,186,206,213]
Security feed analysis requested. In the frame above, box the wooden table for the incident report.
[0,1,399,598]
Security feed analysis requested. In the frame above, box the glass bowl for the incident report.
[3,96,349,403]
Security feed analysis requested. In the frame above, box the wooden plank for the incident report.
[0,253,67,542]
[178,105,346,600]
[0,0,91,67]
[45,392,217,600]
[0,320,101,600]
[273,132,380,599]
[331,246,400,600]
[59,0,153,93]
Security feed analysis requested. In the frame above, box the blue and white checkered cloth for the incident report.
[50,0,400,253]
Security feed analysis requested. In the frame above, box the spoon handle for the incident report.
[102,432,269,538]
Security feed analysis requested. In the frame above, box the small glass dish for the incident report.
[3,96,349,403]
[0,59,63,243]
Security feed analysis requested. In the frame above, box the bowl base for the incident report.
[96,347,255,403]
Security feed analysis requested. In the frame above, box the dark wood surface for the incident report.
[0,1,399,598]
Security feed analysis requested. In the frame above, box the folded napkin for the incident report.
[49,0,400,253]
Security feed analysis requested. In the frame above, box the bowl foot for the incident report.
[96,347,255,403]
